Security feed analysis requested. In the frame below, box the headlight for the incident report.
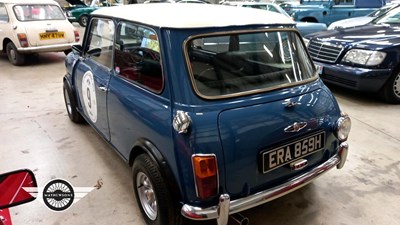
[342,49,386,66]
[66,11,72,17]
[335,113,351,142]
[303,38,310,47]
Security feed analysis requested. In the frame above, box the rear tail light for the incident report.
[192,154,218,200]
[17,33,29,47]
[74,30,80,43]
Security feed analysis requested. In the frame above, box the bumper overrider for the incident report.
[181,142,349,225]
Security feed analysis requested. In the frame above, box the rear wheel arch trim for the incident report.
[63,76,78,103]
[129,138,183,203]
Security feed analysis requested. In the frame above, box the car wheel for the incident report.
[380,72,400,104]
[78,15,89,27]
[6,42,25,66]
[132,154,181,225]
[63,80,85,123]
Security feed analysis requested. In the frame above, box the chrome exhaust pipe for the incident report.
[228,213,249,225]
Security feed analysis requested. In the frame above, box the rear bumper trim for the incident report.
[17,42,79,53]
[181,142,349,224]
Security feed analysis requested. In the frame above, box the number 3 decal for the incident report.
[82,71,97,123]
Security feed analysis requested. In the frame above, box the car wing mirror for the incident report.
[0,169,37,210]
[87,48,102,57]
[72,44,83,56]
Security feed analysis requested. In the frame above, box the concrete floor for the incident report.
[1,34,399,224]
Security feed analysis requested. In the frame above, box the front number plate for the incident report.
[39,32,65,40]
[261,131,325,173]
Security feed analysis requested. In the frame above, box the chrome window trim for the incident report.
[113,20,165,94]
[183,28,319,100]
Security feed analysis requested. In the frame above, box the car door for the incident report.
[74,17,115,141]
[107,21,170,158]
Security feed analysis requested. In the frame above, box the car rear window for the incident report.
[185,30,316,99]
[13,4,65,21]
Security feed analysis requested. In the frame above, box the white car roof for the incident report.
[224,2,276,6]
[1,0,59,4]
[92,4,294,29]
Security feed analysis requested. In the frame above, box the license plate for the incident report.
[39,32,65,40]
[316,64,323,74]
[260,131,325,173]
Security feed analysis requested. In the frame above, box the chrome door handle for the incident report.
[97,86,108,92]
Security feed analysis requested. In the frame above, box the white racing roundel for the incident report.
[82,71,97,123]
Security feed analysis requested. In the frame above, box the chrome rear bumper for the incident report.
[181,142,349,225]
[17,43,78,53]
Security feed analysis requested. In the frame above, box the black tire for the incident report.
[132,154,181,225]
[63,80,85,123]
[64,49,72,56]
[78,15,89,27]
[380,72,400,104]
[6,42,25,66]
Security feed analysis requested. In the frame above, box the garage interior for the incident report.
[1,24,400,225]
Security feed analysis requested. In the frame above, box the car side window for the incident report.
[266,5,278,13]
[336,0,354,5]
[86,18,115,68]
[114,21,163,92]
[0,3,9,22]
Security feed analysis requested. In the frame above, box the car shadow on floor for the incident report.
[325,83,386,106]
[0,52,66,66]
[239,183,318,225]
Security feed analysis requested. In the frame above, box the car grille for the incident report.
[308,40,343,63]
[320,74,357,87]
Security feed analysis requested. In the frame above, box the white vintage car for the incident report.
[0,0,80,65]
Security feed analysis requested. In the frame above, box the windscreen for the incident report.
[186,30,316,98]
[367,4,396,17]
[374,7,400,24]
[13,4,65,21]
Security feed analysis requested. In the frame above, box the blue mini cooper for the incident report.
[63,4,351,225]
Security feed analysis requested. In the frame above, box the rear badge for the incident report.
[290,159,308,171]
[284,122,307,133]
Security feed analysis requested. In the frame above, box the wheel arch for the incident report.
[382,62,400,88]
[377,61,400,103]
[129,138,183,204]
[300,17,319,23]
[79,13,89,19]
[2,38,12,53]
[63,76,79,109]
[63,76,74,95]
